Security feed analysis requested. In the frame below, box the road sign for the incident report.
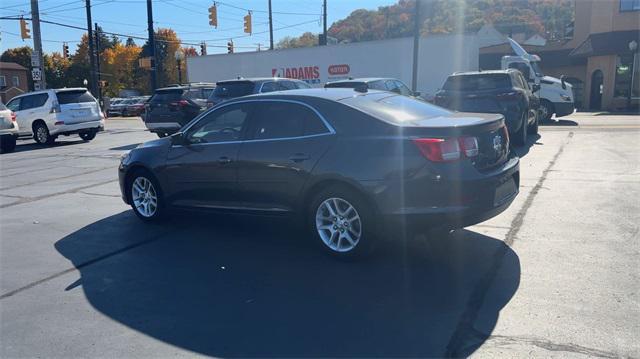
[31,51,40,67]
[31,68,42,81]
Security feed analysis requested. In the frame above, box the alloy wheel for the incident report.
[131,177,158,218]
[36,126,48,143]
[315,197,362,252]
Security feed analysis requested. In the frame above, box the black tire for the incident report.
[540,100,554,122]
[307,185,377,259]
[0,135,17,153]
[33,122,55,145]
[528,109,539,135]
[512,112,528,146]
[79,130,97,141]
[127,169,166,222]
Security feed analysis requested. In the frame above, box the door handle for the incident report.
[289,153,310,162]
[218,156,232,164]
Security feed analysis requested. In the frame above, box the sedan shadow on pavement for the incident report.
[55,210,520,357]
[512,133,542,159]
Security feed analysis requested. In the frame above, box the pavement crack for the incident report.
[486,334,621,358]
[0,179,118,208]
[0,230,175,300]
[444,132,574,357]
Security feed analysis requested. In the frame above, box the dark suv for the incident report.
[206,78,311,108]
[144,84,215,137]
[435,70,540,145]
[325,77,421,98]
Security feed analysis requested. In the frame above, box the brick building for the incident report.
[0,62,29,103]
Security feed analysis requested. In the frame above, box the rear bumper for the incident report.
[553,102,575,117]
[370,155,520,231]
[50,120,105,136]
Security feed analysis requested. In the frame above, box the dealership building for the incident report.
[480,0,640,111]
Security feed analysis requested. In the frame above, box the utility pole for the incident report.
[268,0,274,50]
[147,0,157,90]
[95,23,102,105]
[85,0,98,96]
[411,0,421,92]
[322,0,327,45]
[30,0,46,90]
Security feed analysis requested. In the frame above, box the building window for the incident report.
[620,0,640,11]
[12,76,20,87]
[0,76,6,87]
[614,54,640,98]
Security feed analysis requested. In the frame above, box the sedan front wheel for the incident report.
[129,170,164,221]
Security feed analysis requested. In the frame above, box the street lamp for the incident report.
[628,40,638,110]
[175,49,185,85]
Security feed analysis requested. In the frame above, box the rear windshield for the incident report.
[56,90,96,104]
[342,93,451,125]
[150,90,183,103]
[325,82,366,89]
[213,82,255,98]
[443,74,511,91]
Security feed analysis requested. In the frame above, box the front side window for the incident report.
[260,82,279,93]
[614,54,640,98]
[248,102,328,140]
[385,80,400,94]
[187,103,251,144]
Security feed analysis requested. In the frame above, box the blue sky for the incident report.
[1,0,397,55]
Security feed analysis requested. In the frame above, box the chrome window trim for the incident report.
[179,98,336,145]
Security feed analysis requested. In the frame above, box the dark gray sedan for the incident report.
[119,88,519,257]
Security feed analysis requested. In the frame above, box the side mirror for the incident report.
[560,75,567,90]
[170,132,186,145]
[532,84,541,93]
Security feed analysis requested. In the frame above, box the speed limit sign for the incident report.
[31,68,42,81]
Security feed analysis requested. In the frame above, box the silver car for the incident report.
[0,100,19,153]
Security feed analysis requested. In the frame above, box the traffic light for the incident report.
[208,4,217,28]
[20,18,31,40]
[62,43,69,59]
[227,40,234,54]
[243,11,252,34]
[200,42,206,55]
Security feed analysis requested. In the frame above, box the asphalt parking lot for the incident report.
[1,113,638,357]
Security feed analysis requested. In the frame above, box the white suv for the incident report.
[5,88,105,145]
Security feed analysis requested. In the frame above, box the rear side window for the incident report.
[260,82,280,93]
[21,93,49,110]
[443,74,511,91]
[214,82,255,98]
[296,81,311,89]
[151,90,182,103]
[248,102,328,140]
[56,90,95,104]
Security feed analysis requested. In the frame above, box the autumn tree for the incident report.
[277,32,319,49]
[44,52,71,89]
[101,43,143,96]
[141,28,181,87]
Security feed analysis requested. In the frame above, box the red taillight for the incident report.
[459,136,479,157]
[413,136,479,162]
[10,112,16,122]
[170,100,190,107]
[413,138,461,162]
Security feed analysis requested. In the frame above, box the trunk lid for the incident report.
[55,90,101,124]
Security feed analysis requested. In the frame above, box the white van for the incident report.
[5,88,105,145]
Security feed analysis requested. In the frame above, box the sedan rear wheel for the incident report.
[309,185,376,258]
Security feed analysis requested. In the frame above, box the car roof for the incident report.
[11,87,89,99]
[230,87,391,102]
[450,70,516,76]
[216,77,303,85]
[327,77,394,84]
